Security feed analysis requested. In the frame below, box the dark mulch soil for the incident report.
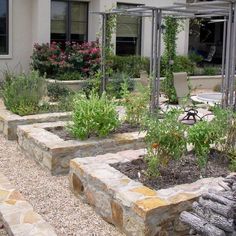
[45,122,140,141]
[111,150,230,191]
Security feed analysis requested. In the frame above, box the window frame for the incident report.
[0,0,12,58]
[51,0,89,44]
[116,2,142,56]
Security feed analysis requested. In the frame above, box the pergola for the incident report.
[93,0,236,112]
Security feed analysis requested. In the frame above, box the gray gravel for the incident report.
[0,134,123,236]
[0,220,8,236]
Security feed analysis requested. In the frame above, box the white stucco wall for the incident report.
[0,0,189,79]
[0,0,32,76]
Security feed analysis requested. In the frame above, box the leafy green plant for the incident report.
[109,55,150,77]
[203,66,220,76]
[122,83,149,126]
[57,72,83,81]
[143,109,187,176]
[2,70,45,116]
[31,41,101,78]
[188,121,217,170]
[69,92,119,140]
[188,51,203,64]
[162,17,183,104]
[107,72,134,98]
[188,107,233,174]
[47,82,72,102]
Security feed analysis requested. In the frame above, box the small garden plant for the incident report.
[143,109,187,176]
[69,92,119,140]
[121,81,149,126]
[2,70,45,116]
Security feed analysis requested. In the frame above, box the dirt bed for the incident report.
[46,122,140,141]
[0,134,123,236]
[111,150,230,191]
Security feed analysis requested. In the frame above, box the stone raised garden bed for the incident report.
[69,149,228,236]
[17,121,145,175]
[0,173,56,236]
[0,101,71,140]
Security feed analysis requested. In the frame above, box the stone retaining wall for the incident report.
[0,173,57,236]
[17,121,145,175]
[70,149,226,236]
[0,101,71,140]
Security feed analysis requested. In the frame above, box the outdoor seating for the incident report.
[173,72,208,124]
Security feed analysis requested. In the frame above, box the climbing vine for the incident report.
[162,17,183,104]
[105,12,117,57]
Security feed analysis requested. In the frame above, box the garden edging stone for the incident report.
[69,149,227,236]
[17,121,145,175]
[0,100,71,140]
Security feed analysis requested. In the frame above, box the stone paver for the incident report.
[0,173,57,236]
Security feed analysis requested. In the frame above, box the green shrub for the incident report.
[188,121,217,170]
[188,52,203,64]
[56,72,83,81]
[143,109,187,176]
[69,92,119,140]
[2,71,45,116]
[109,55,150,77]
[188,107,232,173]
[107,72,134,98]
[31,41,101,78]
[47,83,72,102]
[122,83,149,126]
[174,56,195,75]
[203,66,220,76]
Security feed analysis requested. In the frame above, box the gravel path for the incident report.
[0,134,123,236]
[0,220,8,236]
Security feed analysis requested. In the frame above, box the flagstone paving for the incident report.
[0,134,123,236]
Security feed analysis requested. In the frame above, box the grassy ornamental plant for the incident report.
[69,92,119,140]
[2,70,45,116]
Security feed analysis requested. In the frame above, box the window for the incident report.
[51,0,88,44]
[116,3,142,56]
[0,0,8,55]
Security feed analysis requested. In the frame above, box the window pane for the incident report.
[0,0,7,54]
[51,1,67,33]
[71,22,86,34]
[0,17,7,34]
[71,2,88,22]
[51,20,66,34]
[0,0,7,18]
[51,1,67,43]
[116,4,141,55]
[70,2,88,43]
[0,35,7,54]
[51,2,67,21]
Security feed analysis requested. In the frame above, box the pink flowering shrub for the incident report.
[31,41,101,78]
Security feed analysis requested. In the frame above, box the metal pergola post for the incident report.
[101,13,107,92]
[224,3,232,107]
[221,16,227,106]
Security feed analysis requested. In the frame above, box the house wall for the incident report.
[0,0,32,77]
[0,0,189,79]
